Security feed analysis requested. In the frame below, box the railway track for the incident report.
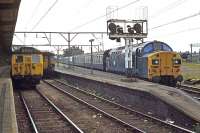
[43,79,194,133]
[178,85,200,100]
[39,82,144,133]
[15,89,83,133]
[14,91,33,133]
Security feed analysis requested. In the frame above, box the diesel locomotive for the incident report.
[60,40,183,86]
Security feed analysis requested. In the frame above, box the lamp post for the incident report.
[89,39,94,74]
[190,44,192,62]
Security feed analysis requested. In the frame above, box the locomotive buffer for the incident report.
[107,19,148,77]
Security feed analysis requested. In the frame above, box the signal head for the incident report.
[127,25,134,34]
[134,23,142,34]
[116,26,123,34]
[108,23,116,34]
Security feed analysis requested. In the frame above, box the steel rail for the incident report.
[53,79,195,133]
[35,89,84,133]
[20,92,39,133]
[179,85,200,94]
[178,85,200,100]
[193,97,200,100]
[44,80,146,133]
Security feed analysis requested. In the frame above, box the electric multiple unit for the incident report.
[11,47,43,86]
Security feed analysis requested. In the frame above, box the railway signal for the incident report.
[107,19,148,41]
[107,19,148,77]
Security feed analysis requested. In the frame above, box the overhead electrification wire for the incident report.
[14,34,25,45]
[69,0,141,31]
[31,0,58,31]
[150,0,188,19]
[151,11,200,30]
[81,0,94,9]
[25,0,44,29]
[74,0,95,16]
[156,26,200,38]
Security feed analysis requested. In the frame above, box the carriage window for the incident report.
[16,55,23,63]
[143,43,153,54]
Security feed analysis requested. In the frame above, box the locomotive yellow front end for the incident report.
[11,54,43,84]
[148,51,183,86]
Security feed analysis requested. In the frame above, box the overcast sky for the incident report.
[14,0,200,52]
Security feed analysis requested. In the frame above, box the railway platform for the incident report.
[55,64,200,123]
[0,66,18,133]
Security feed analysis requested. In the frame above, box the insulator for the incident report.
[108,23,116,34]
[134,23,142,34]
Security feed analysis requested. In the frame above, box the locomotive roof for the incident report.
[41,51,55,56]
[12,47,41,54]
[109,40,173,54]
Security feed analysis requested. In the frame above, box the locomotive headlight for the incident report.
[127,25,134,34]
[152,59,159,65]
[173,59,181,65]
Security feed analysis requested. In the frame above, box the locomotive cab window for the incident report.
[162,44,172,51]
[16,55,23,63]
[154,42,173,52]
[32,55,40,63]
[142,42,173,55]
[143,43,153,55]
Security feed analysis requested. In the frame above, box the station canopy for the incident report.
[0,0,21,55]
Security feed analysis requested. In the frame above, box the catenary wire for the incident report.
[151,11,200,30]
[25,0,44,30]
[150,0,188,19]
[69,0,141,31]
[31,0,58,31]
